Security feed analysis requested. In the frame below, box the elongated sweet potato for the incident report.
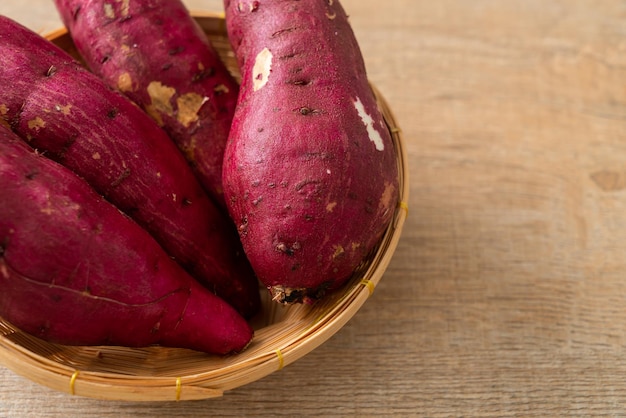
[54,0,239,210]
[222,0,399,303]
[0,125,252,354]
[0,15,260,318]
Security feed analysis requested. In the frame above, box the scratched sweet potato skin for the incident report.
[54,0,240,210]
[223,0,399,303]
[0,126,252,354]
[0,15,260,318]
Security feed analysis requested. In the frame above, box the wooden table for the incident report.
[1,0,626,415]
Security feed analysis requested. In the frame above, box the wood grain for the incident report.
[1,0,626,416]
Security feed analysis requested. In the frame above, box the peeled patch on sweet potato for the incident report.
[0,125,252,354]
[54,0,240,210]
[0,15,260,318]
[223,0,399,303]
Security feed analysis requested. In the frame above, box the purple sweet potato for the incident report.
[222,0,399,303]
[54,0,240,210]
[0,16,260,318]
[0,125,252,354]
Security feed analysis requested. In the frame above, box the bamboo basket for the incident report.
[0,12,409,401]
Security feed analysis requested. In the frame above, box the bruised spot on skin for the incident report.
[176,92,208,127]
[117,72,133,92]
[253,47,272,91]
[0,262,8,279]
[332,245,345,259]
[351,242,361,251]
[326,201,337,212]
[214,84,230,95]
[103,0,129,19]
[40,197,54,215]
[92,152,101,160]
[0,105,9,129]
[146,81,176,126]
[354,97,384,151]
[54,104,72,115]
[27,117,46,131]
[110,168,131,187]
[169,46,185,56]
[379,181,396,213]
[276,241,301,256]
[239,216,248,237]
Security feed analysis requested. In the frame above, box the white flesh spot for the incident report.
[354,97,384,151]
[119,0,130,17]
[253,48,272,91]
[176,92,209,127]
[104,3,115,18]
[27,117,46,131]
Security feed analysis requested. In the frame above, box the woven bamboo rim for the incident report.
[0,12,409,401]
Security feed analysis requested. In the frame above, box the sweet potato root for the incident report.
[222,0,399,303]
[0,125,252,354]
[54,0,240,210]
[0,15,260,318]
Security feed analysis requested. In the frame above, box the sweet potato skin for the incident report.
[223,0,399,303]
[54,0,240,210]
[0,16,260,318]
[0,126,252,354]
